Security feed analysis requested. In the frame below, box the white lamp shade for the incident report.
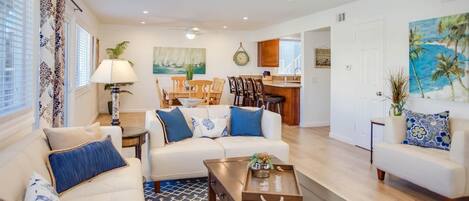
[91,59,138,84]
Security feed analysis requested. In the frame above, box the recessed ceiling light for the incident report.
[140,21,146,24]
[143,10,149,14]
[192,27,200,31]
[223,25,228,29]
[243,17,248,20]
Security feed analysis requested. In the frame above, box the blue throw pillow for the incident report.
[48,136,127,194]
[230,107,263,136]
[402,110,451,150]
[156,107,193,143]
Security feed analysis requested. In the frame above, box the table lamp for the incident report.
[91,59,138,126]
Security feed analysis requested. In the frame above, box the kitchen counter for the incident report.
[262,80,302,88]
[262,81,301,125]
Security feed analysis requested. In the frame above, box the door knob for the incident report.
[376,91,383,96]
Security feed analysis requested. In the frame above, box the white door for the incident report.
[354,20,386,149]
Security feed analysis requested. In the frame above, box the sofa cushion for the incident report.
[156,108,193,143]
[214,137,289,162]
[374,143,465,197]
[403,110,451,150]
[48,136,128,194]
[150,138,224,180]
[60,158,144,201]
[230,107,263,137]
[0,133,52,201]
[179,107,209,130]
[43,122,103,150]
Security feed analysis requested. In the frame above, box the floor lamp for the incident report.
[91,59,138,126]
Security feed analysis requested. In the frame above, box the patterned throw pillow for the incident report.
[48,136,127,194]
[24,172,60,201]
[191,116,228,138]
[403,110,451,150]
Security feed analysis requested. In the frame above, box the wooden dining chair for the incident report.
[210,78,225,105]
[188,80,213,105]
[171,76,186,91]
[155,78,170,108]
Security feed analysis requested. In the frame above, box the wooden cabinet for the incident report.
[257,39,279,67]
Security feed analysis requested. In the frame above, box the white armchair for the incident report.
[374,116,469,199]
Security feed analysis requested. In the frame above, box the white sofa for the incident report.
[374,116,469,199]
[0,126,145,201]
[145,105,289,188]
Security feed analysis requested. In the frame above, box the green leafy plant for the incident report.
[386,70,409,116]
[185,64,194,80]
[104,41,135,114]
[104,41,134,90]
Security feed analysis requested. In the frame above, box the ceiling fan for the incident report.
[167,26,204,40]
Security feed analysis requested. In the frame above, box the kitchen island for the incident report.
[263,80,301,125]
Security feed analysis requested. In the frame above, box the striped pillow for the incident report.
[47,136,127,194]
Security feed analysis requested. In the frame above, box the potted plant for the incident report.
[386,70,408,116]
[105,41,134,114]
[249,153,273,178]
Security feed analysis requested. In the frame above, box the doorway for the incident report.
[300,27,331,127]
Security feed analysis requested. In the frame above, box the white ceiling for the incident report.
[81,0,355,30]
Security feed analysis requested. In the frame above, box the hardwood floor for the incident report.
[96,113,464,201]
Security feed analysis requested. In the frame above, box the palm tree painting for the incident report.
[153,47,206,74]
[409,13,468,102]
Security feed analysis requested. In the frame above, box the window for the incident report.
[278,40,301,75]
[0,0,33,116]
[75,25,91,88]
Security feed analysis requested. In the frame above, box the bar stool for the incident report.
[227,76,239,105]
[253,79,285,114]
[243,78,257,106]
[234,77,245,106]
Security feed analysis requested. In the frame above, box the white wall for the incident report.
[300,30,331,127]
[97,25,266,113]
[65,0,100,126]
[250,0,469,144]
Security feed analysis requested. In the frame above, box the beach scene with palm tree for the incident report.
[409,13,468,102]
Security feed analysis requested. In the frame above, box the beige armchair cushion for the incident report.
[43,122,103,150]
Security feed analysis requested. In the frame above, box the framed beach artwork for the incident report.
[153,47,206,74]
[315,48,331,68]
[409,13,468,102]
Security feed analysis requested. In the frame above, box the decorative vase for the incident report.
[250,163,271,178]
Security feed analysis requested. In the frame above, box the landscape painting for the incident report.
[153,47,206,74]
[409,13,468,102]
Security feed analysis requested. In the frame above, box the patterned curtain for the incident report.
[39,0,65,127]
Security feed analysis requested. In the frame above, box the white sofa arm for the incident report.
[145,111,166,149]
[450,131,469,166]
[383,116,406,144]
[100,126,122,153]
[262,109,282,140]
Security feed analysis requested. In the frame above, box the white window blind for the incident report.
[0,0,33,116]
[75,25,91,88]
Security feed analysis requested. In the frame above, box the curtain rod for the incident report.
[70,0,83,12]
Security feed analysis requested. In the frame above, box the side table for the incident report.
[370,118,385,164]
[122,127,148,160]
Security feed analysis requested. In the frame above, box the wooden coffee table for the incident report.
[204,156,303,201]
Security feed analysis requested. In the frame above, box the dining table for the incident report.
[165,88,222,105]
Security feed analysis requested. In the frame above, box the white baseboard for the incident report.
[300,121,330,127]
[329,131,354,145]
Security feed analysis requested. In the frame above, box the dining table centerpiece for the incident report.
[249,152,274,178]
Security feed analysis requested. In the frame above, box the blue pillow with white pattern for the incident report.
[402,110,451,150]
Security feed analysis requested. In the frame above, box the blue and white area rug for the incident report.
[144,177,208,201]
